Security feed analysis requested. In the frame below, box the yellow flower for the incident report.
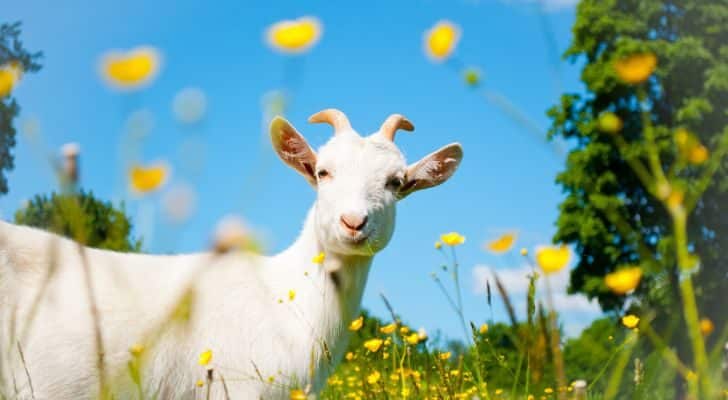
[440,232,466,246]
[349,316,364,331]
[479,323,489,334]
[312,251,325,264]
[405,333,420,345]
[129,162,169,194]
[544,387,554,394]
[345,352,354,361]
[495,389,503,395]
[604,267,642,295]
[379,323,397,334]
[363,338,384,353]
[267,375,275,383]
[598,112,623,134]
[434,241,442,250]
[439,351,451,360]
[100,46,161,90]
[463,67,481,87]
[485,232,517,254]
[290,389,307,400]
[535,245,570,274]
[266,17,322,54]
[288,289,296,301]
[614,53,657,84]
[198,349,212,366]
[195,379,204,387]
[700,318,714,336]
[399,326,410,335]
[621,314,640,329]
[667,189,684,211]
[675,128,709,165]
[366,370,381,385]
[129,343,145,357]
[0,63,22,98]
[423,20,460,62]
[689,145,709,164]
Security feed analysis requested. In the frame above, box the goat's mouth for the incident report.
[343,233,370,246]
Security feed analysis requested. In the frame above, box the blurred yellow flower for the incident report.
[100,46,161,90]
[424,20,460,62]
[463,67,481,87]
[288,289,296,301]
[379,323,397,334]
[290,389,307,400]
[605,267,642,294]
[266,17,322,54]
[485,232,517,253]
[598,112,623,134]
[544,387,554,394]
[345,352,354,361]
[535,245,570,274]
[614,53,657,84]
[520,248,528,256]
[675,128,709,165]
[195,379,204,387]
[621,314,640,329]
[349,316,364,331]
[434,241,442,250]
[129,343,145,357]
[689,145,709,164]
[198,349,212,366]
[479,323,489,334]
[0,62,22,98]
[405,333,420,345]
[312,252,326,264]
[439,351,451,360]
[666,189,684,211]
[700,318,714,336]
[363,338,383,353]
[366,370,381,385]
[495,389,503,395]
[129,162,169,194]
[441,232,466,246]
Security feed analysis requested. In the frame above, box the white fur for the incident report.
[0,115,462,399]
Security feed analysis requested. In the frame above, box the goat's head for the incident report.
[271,109,463,256]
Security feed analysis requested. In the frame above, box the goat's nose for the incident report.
[340,213,368,232]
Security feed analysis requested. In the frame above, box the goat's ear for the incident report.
[398,143,463,199]
[270,116,318,186]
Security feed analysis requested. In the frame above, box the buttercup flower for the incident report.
[288,289,296,301]
[439,351,451,360]
[100,46,161,90]
[614,53,657,84]
[349,316,364,331]
[434,241,442,250]
[198,349,212,366]
[598,112,623,134]
[345,352,354,361]
[424,20,461,62]
[675,128,709,165]
[129,162,169,194]
[485,232,517,253]
[405,333,420,345]
[364,338,383,352]
[266,17,322,54]
[700,318,714,336]
[621,314,640,329]
[379,323,397,334]
[535,245,571,274]
[0,62,22,98]
[196,379,204,387]
[605,267,642,294]
[312,252,325,264]
[479,323,489,334]
[290,389,307,400]
[440,232,466,246]
[129,343,145,357]
[367,370,381,384]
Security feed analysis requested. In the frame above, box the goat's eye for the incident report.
[317,169,330,180]
[386,177,403,190]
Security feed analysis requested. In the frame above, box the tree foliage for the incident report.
[0,21,42,195]
[548,0,728,329]
[14,190,141,252]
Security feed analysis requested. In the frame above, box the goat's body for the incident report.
[0,210,371,399]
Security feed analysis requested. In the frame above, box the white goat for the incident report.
[0,109,463,399]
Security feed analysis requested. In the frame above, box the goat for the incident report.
[0,109,463,399]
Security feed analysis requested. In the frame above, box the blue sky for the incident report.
[1,0,601,340]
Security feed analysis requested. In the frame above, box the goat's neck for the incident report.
[284,206,373,324]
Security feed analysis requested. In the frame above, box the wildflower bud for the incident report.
[463,67,481,87]
[60,142,80,185]
[573,379,587,399]
[597,112,622,134]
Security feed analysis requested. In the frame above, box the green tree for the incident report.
[548,1,728,327]
[1,21,42,195]
[14,190,142,252]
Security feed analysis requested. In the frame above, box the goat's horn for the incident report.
[308,109,352,134]
[379,114,414,141]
